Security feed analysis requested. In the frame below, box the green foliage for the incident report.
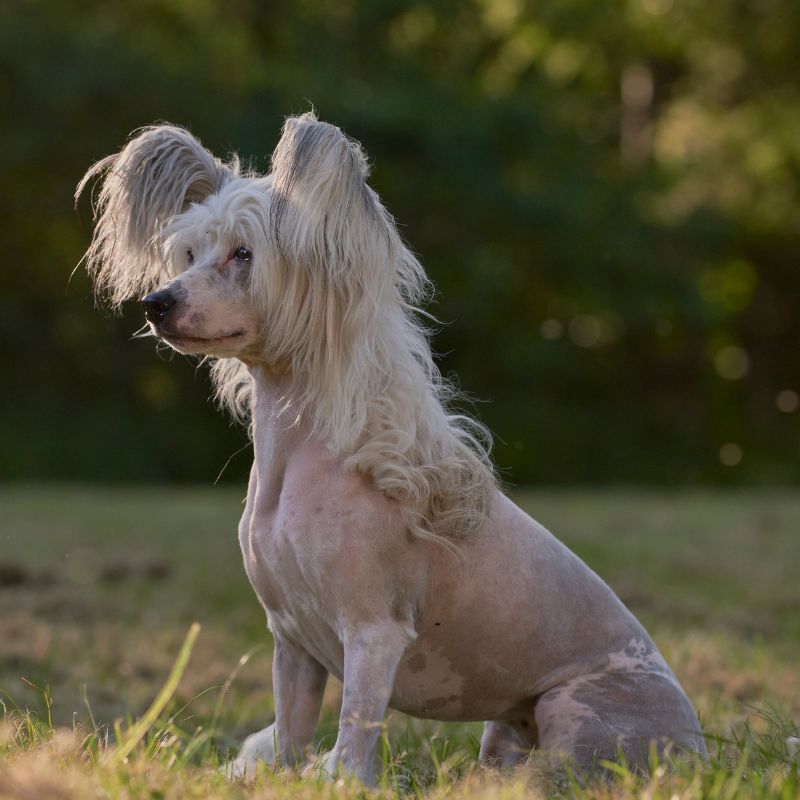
[2,0,799,484]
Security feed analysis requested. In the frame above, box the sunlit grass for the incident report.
[1,486,799,797]
[2,685,798,799]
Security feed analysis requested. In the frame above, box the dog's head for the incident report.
[77,113,426,365]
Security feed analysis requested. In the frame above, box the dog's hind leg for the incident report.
[479,721,533,767]
[229,635,327,780]
[532,668,706,778]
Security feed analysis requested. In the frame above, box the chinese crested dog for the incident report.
[77,113,705,783]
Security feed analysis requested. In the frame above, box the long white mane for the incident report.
[78,114,497,547]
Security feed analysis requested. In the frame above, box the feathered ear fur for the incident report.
[265,111,414,312]
[269,112,430,303]
[269,112,382,279]
[76,125,235,307]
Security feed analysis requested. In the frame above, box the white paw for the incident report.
[302,749,336,781]
[310,747,376,786]
[225,755,260,781]
[225,724,277,782]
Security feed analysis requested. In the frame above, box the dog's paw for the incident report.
[304,748,379,787]
[225,755,260,782]
[224,724,278,782]
[299,749,333,781]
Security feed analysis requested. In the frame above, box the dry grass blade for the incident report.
[106,622,201,766]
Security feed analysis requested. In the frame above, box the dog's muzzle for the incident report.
[142,290,177,323]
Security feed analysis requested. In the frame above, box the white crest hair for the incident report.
[78,113,497,547]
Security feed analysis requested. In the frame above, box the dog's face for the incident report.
[78,113,423,373]
[142,180,268,359]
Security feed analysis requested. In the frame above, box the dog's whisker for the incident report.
[130,323,154,340]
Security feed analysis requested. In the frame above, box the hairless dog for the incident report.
[77,112,706,784]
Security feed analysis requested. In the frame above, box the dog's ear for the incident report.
[268,112,397,290]
[263,112,432,447]
[76,125,233,308]
[266,111,420,348]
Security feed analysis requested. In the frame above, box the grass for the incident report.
[1,485,799,798]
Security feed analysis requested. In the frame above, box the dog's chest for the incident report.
[239,502,346,676]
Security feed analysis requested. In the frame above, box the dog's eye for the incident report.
[187,249,194,265]
[234,245,252,263]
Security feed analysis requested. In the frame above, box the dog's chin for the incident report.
[157,327,247,356]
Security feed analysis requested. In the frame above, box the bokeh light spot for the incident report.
[698,259,757,313]
[714,346,750,380]
[568,314,619,348]
[776,390,799,413]
[641,0,673,15]
[719,443,742,466]
[539,319,563,339]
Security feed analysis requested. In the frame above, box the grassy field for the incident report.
[1,486,799,798]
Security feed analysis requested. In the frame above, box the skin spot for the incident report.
[434,622,441,626]
[560,670,704,772]
[407,653,427,673]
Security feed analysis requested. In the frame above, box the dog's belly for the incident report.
[388,628,676,723]
[390,645,513,722]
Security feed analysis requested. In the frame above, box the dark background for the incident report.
[2,0,798,487]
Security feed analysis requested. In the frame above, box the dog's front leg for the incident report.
[326,621,415,785]
[230,634,327,780]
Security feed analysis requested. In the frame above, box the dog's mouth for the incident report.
[156,326,246,346]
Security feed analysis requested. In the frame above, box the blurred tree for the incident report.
[1,0,798,485]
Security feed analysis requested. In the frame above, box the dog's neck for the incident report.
[248,364,315,508]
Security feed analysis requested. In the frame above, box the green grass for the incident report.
[1,485,799,798]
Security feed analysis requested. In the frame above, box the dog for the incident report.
[77,112,706,783]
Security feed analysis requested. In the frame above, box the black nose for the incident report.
[142,290,177,323]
